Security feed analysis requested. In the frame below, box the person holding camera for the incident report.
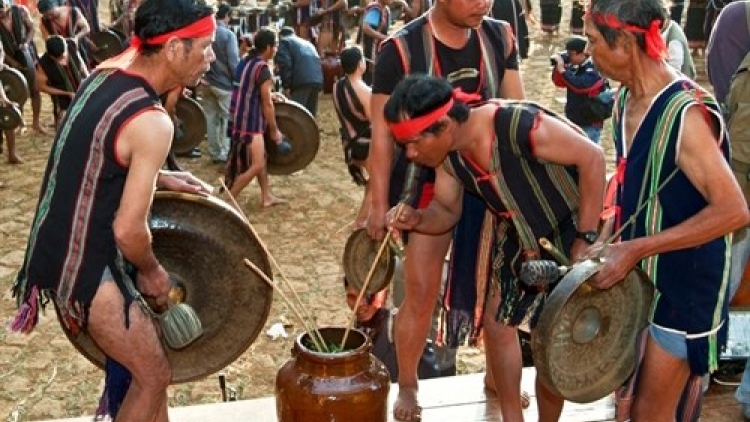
[551,36,608,144]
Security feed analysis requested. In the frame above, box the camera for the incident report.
[550,51,570,67]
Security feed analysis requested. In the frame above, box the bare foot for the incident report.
[32,124,49,135]
[8,155,23,164]
[483,375,530,409]
[262,196,287,208]
[393,386,421,421]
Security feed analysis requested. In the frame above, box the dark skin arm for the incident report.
[113,111,173,308]
[587,106,750,288]
[71,7,91,42]
[20,6,35,47]
[366,92,392,240]
[362,19,387,42]
[389,111,606,263]
[320,0,346,14]
[260,78,281,142]
[36,64,74,97]
[114,109,210,307]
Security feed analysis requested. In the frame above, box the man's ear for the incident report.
[618,31,636,51]
[164,37,181,61]
[439,116,454,133]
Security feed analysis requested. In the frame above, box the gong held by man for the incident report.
[11,1,223,422]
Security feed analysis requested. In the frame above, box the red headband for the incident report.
[388,88,482,141]
[389,99,453,141]
[589,12,666,60]
[130,15,216,51]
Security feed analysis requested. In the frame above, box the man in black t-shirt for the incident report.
[365,0,534,420]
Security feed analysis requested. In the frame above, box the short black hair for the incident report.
[45,35,67,58]
[216,3,231,20]
[250,28,276,56]
[565,36,587,53]
[133,0,215,56]
[384,74,470,131]
[342,277,379,304]
[37,0,55,13]
[339,46,362,75]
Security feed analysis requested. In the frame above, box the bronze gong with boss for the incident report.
[530,258,654,403]
[57,191,275,383]
[0,59,30,131]
[532,255,750,402]
[171,96,320,175]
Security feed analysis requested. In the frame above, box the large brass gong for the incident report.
[264,100,320,175]
[171,97,208,156]
[58,192,274,383]
[532,259,654,403]
[0,66,29,107]
[90,29,126,63]
[342,228,396,296]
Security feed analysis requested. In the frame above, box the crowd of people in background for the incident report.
[1,0,749,421]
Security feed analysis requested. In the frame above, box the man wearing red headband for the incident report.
[366,0,525,419]
[385,73,606,422]
[11,0,216,421]
[584,1,749,421]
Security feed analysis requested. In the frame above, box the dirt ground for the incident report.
[0,2,717,421]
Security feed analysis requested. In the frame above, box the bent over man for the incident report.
[36,35,89,129]
[366,0,526,419]
[385,74,606,422]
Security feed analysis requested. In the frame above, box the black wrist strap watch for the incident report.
[576,230,598,245]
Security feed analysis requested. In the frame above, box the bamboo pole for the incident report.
[219,179,328,351]
[340,204,404,349]
[244,259,328,352]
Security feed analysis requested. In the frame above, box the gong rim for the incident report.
[0,103,23,131]
[342,228,395,296]
[0,66,29,107]
[263,100,320,175]
[91,29,126,63]
[171,97,207,155]
[58,191,274,384]
[532,259,654,403]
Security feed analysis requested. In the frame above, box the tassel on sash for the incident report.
[10,285,40,333]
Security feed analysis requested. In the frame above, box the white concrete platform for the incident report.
[34,369,615,422]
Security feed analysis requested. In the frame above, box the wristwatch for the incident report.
[576,230,598,245]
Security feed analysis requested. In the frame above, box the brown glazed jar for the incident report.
[276,327,390,421]
[320,52,343,94]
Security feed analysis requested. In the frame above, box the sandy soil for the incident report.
[0,2,713,421]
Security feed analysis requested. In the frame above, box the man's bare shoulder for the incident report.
[352,79,372,97]
[120,108,173,148]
